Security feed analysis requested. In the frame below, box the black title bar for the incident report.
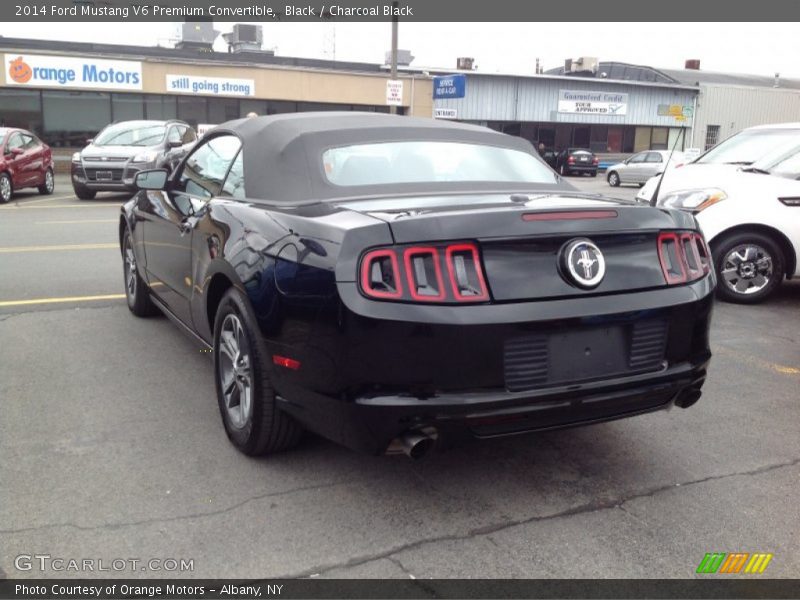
[3,579,800,600]
[4,0,800,22]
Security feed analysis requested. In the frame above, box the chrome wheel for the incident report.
[218,314,253,430]
[720,244,773,295]
[0,176,11,202]
[608,172,619,187]
[44,170,54,193]
[123,236,137,299]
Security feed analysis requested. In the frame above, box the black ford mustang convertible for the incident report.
[120,113,714,458]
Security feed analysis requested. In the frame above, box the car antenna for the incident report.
[650,128,686,207]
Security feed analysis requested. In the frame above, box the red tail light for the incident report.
[445,243,490,302]
[658,231,710,285]
[403,246,446,301]
[360,242,489,303]
[567,156,575,164]
[360,249,402,298]
[592,157,599,164]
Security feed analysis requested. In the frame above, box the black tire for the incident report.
[590,171,597,177]
[607,171,620,187]
[213,287,303,456]
[122,228,159,317]
[74,185,96,200]
[38,168,54,195]
[712,231,784,304]
[0,173,12,203]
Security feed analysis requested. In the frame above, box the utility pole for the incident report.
[389,0,398,114]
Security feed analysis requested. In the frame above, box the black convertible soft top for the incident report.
[209,112,571,203]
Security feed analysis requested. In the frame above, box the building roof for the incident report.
[545,60,800,91]
[659,67,800,90]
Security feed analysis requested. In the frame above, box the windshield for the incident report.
[696,129,800,165]
[94,123,166,147]
[751,144,800,179]
[322,141,557,187]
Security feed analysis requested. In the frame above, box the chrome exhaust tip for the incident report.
[385,428,438,459]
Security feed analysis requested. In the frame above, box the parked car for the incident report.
[637,122,800,204]
[654,144,800,304]
[606,150,686,187]
[0,127,54,203]
[120,112,713,458]
[555,148,598,176]
[71,119,197,200]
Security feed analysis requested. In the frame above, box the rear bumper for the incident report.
[272,281,714,455]
[565,165,597,173]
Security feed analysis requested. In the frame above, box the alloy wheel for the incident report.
[0,177,11,202]
[218,314,253,430]
[123,236,137,299]
[45,170,54,193]
[720,244,773,295]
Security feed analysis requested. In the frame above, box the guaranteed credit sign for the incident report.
[4,54,142,90]
[558,90,628,115]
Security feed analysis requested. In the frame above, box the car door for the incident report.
[621,152,648,184]
[643,152,665,180]
[139,134,242,326]
[5,132,35,188]
[20,133,46,185]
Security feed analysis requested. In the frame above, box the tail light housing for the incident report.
[567,156,576,164]
[360,241,489,303]
[657,231,711,285]
[592,157,599,165]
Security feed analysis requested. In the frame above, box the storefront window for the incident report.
[240,99,268,117]
[42,90,111,147]
[144,95,177,120]
[589,126,608,153]
[208,98,240,124]
[112,93,144,121]
[0,89,42,134]
[634,127,651,152]
[177,96,208,129]
[651,127,669,150]
[266,100,298,114]
[573,126,590,149]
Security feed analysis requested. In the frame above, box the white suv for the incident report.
[639,123,800,304]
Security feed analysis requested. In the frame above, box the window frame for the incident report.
[173,133,243,201]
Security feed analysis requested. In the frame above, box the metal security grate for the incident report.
[504,334,549,392]
[629,319,668,370]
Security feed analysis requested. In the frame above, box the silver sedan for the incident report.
[606,150,686,187]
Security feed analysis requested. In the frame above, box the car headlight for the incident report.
[132,150,158,163]
[660,188,727,212]
[71,152,81,163]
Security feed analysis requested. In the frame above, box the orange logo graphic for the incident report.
[8,57,32,83]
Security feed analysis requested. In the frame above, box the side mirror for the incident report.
[135,169,169,191]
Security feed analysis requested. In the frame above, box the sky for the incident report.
[2,22,799,78]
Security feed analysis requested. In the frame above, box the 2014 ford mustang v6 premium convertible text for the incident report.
[119,113,714,458]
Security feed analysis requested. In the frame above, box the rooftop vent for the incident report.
[175,21,219,52]
[222,24,268,54]
[456,57,475,70]
[685,59,701,70]
[384,49,415,66]
[564,56,599,75]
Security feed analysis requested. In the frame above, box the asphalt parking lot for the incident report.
[1,174,798,579]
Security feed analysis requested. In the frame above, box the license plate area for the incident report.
[95,170,113,181]
[504,320,667,392]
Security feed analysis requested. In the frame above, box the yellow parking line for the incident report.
[12,194,78,205]
[35,219,118,225]
[716,345,799,376]
[0,243,118,253]
[0,203,121,210]
[0,294,125,308]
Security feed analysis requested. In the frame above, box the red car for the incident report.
[0,127,55,203]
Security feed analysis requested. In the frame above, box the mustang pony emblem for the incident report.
[561,238,606,289]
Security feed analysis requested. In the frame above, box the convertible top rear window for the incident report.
[322,141,557,187]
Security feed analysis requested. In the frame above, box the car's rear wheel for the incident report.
[122,228,159,317]
[213,288,303,456]
[607,171,620,186]
[0,173,12,203]
[38,169,54,195]
[713,232,784,304]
